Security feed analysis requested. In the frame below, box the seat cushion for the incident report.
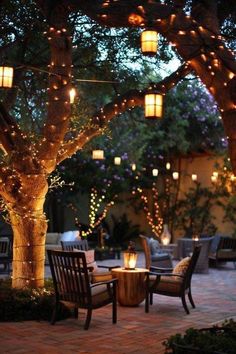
[152,253,170,261]
[91,284,112,305]
[173,257,190,275]
[92,271,112,283]
[217,249,236,259]
[149,275,182,294]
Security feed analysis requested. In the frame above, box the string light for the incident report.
[135,183,163,237]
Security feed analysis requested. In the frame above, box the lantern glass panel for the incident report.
[123,252,138,270]
[92,150,104,160]
[145,93,163,119]
[114,157,121,165]
[0,66,13,88]
[141,30,158,55]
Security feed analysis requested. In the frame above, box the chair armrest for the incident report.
[149,271,184,278]
[150,266,173,272]
[98,265,121,271]
[90,278,118,288]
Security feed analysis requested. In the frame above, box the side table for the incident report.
[111,267,148,306]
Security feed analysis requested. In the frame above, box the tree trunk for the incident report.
[5,169,49,289]
[10,210,47,288]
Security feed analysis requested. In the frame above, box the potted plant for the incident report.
[164,319,236,354]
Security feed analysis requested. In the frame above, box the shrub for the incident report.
[164,319,236,354]
[0,278,70,322]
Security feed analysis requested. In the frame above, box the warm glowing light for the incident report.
[152,168,158,177]
[69,87,76,104]
[123,252,137,270]
[0,66,14,88]
[114,157,121,165]
[128,13,143,25]
[192,235,199,241]
[166,162,171,170]
[141,30,158,56]
[213,171,218,178]
[92,150,104,160]
[145,92,163,119]
[192,174,197,181]
[173,172,179,180]
[131,163,136,171]
[211,175,217,183]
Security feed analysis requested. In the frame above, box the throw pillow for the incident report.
[149,238,161,255]
[73,248,98,272]
[173,257,190,275]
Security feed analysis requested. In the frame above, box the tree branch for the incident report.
[0,103,22,154]
[57,63,192,163]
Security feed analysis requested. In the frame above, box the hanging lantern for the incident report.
[211,175,217,183]
[145,91,163,119]
[114,157,121,165]
[123,242,138,270]
[69,87,77,104]
[166,162,171,170]
[0,66,14,88]
[173,172,179,180]
[141,29,158,56]
[92,150,104,160]
[152,168,158,177]
[191,174,197,181]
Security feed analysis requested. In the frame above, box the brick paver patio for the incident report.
[0,254,235,353]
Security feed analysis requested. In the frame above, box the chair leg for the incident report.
[181,295,190,314]
[188,290,195,308]
[112,282,117,324]
[150,292,153,305]
[84,309,92,330]
[145,290,149,313]
[51,301,60,325]
[74,307,78,318]
[112,298,117,324]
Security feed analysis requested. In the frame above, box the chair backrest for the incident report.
[194,238,212,272]
[183,244,202,290]
[0,237,11,257]
[47,249,91,306]
[139,235,152,269]
[61,239,89,252]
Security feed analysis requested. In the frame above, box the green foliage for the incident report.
[0,278,70,322]
[223,195,236,237]
[164,319,236,354]
[173,182,217,236]
[109,213,141,248]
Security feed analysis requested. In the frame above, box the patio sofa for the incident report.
[209,235,236,268]
[45,233,61,264]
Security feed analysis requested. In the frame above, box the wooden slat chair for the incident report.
[47,249,118,330]
[61,239,89,252]
[139,235,172,270]
[61,240,120,275]
[0,237,12,274]
[144,244,202,315]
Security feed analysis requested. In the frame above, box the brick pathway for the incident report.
[0,257,236,353]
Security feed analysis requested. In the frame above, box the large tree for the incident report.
[0,0,235,288]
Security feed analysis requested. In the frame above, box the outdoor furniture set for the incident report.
[47,237,202,329]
